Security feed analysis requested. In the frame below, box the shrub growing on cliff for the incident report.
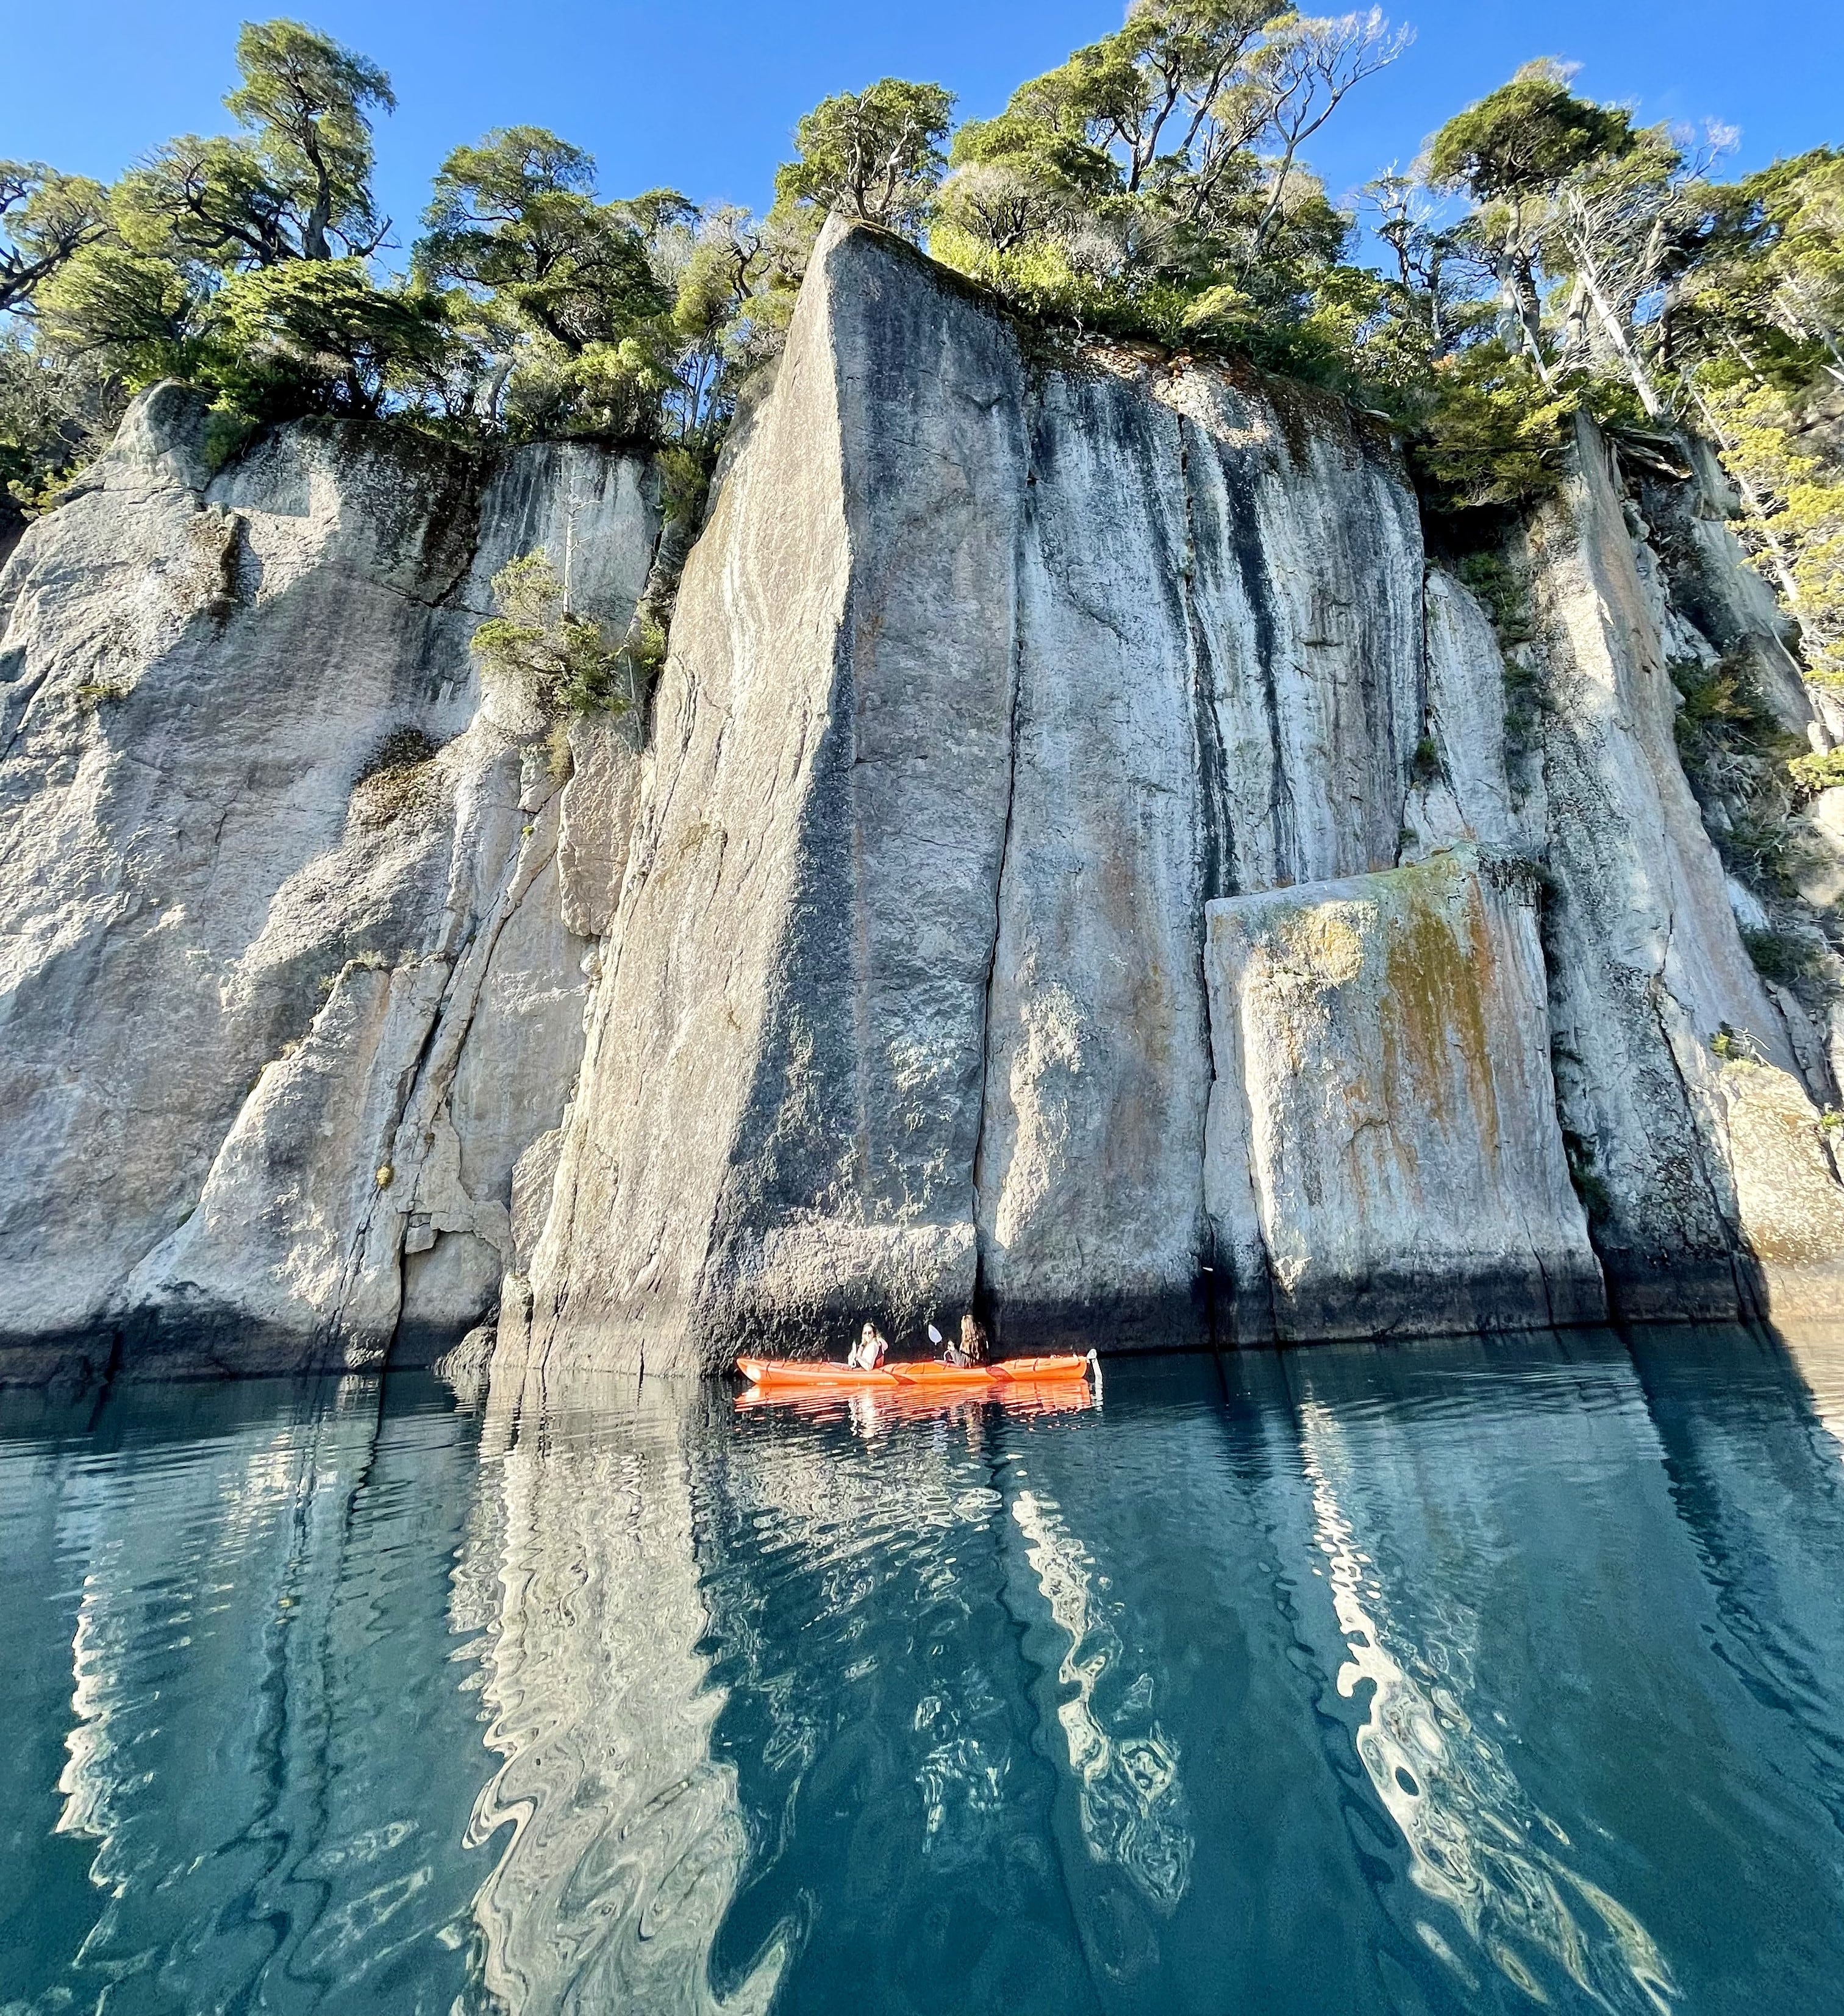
[1668,654,1814,897]
[1790,748,1844,796]
[0,332,118,526]
[471,549,641,715]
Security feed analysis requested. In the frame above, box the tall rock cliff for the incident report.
[506,221,1844,1376]
[3,220,1842,1382]
[0,388,657,1379]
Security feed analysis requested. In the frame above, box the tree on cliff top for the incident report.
[1,165,111,319]
[774,80,956,237]
[115,21,395,275]
[927,4,1406,349]
[413,126,791,445]
[27,21,445,425]
[416,129,670,357]
[1427,62,1637,384]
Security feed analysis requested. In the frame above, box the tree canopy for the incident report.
[774,80,956,235]
[1,165,110,317]
[4,7,1843,693]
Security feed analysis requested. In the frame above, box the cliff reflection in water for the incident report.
[457,1367,783,2016]
[5,1326,1844,2014]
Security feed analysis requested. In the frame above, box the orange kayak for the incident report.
[735,1353,1092,1391]
[735,1378,1093,1421]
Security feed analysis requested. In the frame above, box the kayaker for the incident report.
[931,1322,968,1367]
[959,1314,988,1365]
[848,1321,888,1370]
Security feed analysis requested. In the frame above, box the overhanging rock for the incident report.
[1204,848,1607,1342]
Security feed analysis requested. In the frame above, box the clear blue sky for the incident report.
[6,1,1840,257]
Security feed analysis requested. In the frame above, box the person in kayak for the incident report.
[926,1315,987,1367]
[848,1321,888,1370]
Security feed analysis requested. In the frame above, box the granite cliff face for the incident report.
[508,222,1844,1374]
[3,220,1842,1382]
[0,388,657,1379]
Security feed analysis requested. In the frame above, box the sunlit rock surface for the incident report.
[517,220,1430,1373]
[1204,847,1604,1342]
[0,388,656,1378]
[4,220,1842,1380]
[515,221,1843,1373]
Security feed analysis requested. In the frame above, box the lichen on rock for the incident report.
[1203,847,1605,1343]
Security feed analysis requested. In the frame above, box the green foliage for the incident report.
[7,18,427,460]
[73,678,132,708]
[653,442,710,527]
[1428,65,1634,201]
[0,329,120,517]
[1694,371,1844,685]
[1741,925,1818,984]
[1668,654,1813,895]
[1412,341,1580,510]
[1,162,110,316]
[201,259,452,418]
[775,80,955,237]
[1789,748,1844,796]
[225,18,393,256]
[471,549,638,715]
[202,404,260,471]
[1454,552,1536,642]
[929,0,1405,362]
[1453,551,1545,745]
[1709,1023,1751,1060]
[118,23,393,277]
[413,129,797,448]
[1651,151,1844,684]
[9,0,1844,695]
[416,128,669,356]
[1671,655,1755,749]
[34,241,202,387]
[1560,1126,1614,1223]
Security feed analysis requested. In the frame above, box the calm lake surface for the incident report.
[4,1327,1844,2015]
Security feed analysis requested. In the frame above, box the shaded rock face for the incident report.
[5,224,1842,1382]
[1520,418,1844,1321]
[1204,848,1603,1342]
[0,387,657,1379]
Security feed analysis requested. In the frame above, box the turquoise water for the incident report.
[4,1329,1844,2014]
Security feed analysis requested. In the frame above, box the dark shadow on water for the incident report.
[1625,1320,1844,1839]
